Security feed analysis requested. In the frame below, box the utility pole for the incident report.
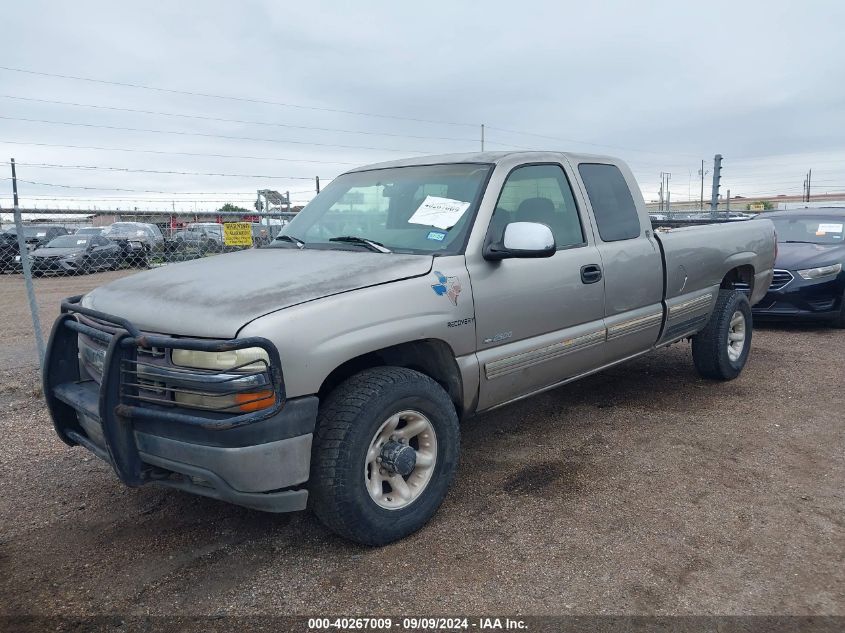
[315,176,320,194]
[710,154,723,218]
[480,124,485,152]
[663,172,671,213]
[658,173,664,211]
[10,158,45,364]
[807,168,812,204]
[726,189,730,211]
[699,159,705,211]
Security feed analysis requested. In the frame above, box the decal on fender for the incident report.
[431,270,461,306]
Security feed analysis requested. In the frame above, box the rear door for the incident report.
[576,162,664,362]
[467,162,607,410]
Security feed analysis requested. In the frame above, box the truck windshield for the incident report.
[273,163,492,255]
[768,216,845,245]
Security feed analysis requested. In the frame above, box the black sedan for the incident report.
[752,208,845,327]
[1,224,70,271]
[29,234,122,275]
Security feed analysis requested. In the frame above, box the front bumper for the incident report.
[31,257,82,273]
[753,273,844,321]
[43,295,317,513]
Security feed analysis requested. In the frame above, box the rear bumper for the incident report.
[44,296,317,513]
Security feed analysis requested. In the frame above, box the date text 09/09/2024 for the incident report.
[307,617,528,630]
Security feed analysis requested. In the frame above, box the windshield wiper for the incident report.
[275,234,306,249]
[328,236,391,253]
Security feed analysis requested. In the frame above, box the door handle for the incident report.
[580,264,602,284]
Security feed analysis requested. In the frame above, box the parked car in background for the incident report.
[45,151,777,545]
[73,227,107,237]
[752,208,845,327]
[0,224,70,271]
[171,222,224,252]
[29,234,122,275]
[102,222,165,266]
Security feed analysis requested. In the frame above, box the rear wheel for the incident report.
[310,367,460,545]
[692,289,753,380]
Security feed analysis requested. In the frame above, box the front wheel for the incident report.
[310,367,460,545]
[692,289,753,380]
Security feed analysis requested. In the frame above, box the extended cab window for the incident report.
[578,163,641,242]
[489,164,584,249]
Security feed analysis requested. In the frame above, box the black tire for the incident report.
[692,289,753,380]
[310,367,460,546]
[832,291,845,329]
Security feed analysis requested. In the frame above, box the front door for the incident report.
[467,163,607,410]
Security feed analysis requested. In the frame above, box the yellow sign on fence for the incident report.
[223,222,253,247]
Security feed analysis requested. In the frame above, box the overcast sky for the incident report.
[1,0,844,212]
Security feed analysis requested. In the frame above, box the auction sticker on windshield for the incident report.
[408,196,470,230]
[817,223,843,235]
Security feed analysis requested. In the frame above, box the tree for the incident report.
[218,203,251,214]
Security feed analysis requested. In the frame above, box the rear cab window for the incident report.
[578,163,641,242]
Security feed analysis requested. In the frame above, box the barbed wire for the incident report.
[0,139,358,165]
[0,161,331,180]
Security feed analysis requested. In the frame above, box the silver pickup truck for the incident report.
[44,151,776,545]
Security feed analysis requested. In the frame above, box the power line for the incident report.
[0,66,727,160]
[0,139,358,165]
[0,94,483,145]
[484,125,701,159]
[1,197,279,203]
[2,160,332,180]
[0,115,432,154]
[0,65,476,128]
[0,176,277,195]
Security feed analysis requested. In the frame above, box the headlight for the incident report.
[171,347,274,412]
[797,263,842,280]
[171,347,269,371]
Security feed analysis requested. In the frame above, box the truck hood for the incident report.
[84,248,433,337]
[775,242,845,271]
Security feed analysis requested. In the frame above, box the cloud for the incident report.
[1,0,843,209]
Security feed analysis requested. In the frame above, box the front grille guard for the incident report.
[43,294,286,486]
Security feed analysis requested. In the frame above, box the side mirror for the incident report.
[483,222,556,261]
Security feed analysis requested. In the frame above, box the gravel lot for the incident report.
[0,272,843,617]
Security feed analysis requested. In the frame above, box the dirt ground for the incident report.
[0,269,135,369]
[0,271,843,617]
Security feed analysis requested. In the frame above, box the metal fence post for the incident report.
[10,158,46,365]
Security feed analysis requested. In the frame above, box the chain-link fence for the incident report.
[1,208,297,367]
[1,209,295,276]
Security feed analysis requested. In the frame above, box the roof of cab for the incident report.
[346,150,619,173]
